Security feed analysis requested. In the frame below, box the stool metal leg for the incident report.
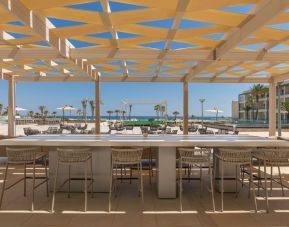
[248,164,251,199]
[257,159,261,196]
[44,156,49,197]
[200,164,203,198]
[0,163,9,208]
[277,165,284,196]
[241,165,244,188]
[68,164,71,198]
[32,159,36,211]
[140,161,144,210]
[90,157,94,198]
[235,165,239,198]
[108,163,113,212]
[137,163,140,196]
[51,161,59,213]
[270,165,273,197]
[221,160,224,212]
[24,163,27,197]
[264,160,269,213]
[179,159,182,212]
[209,162,215,212]
[84,160,88,212]
[250,160,257,213]
[149,148,152,184]
[213,155,217,191]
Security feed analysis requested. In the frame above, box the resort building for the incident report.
[237,82,289,121]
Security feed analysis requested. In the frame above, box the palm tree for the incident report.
[160,105,166,118]
[89,100,95,119]
[51,111,57,118]
[121,110,126,120]
[128,104,133,120]
[76,109,82,117]
[44,110,49,118]
[172,111,180,120]
[69,105,74,117]
[115,109,121,119]
[251,84,268,120]
[243,102,252,120]
[154,105,160,118]
[38,105,46,119]
[0,103,2,116]
[107,110,113,120]
[282,101,289,122]
[34,112,41,118]
[27,111,34,118]
[81,99,88,121]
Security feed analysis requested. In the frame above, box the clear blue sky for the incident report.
[0,80,252,117]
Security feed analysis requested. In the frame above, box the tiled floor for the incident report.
[0,165,289,227]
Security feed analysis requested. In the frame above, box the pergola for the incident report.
[1,0,289,137]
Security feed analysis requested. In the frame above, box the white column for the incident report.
[8,76,16,137]
[95,79,100,134]
[269,82,276,137]
[157,147,176,198]
[183,82,188,135]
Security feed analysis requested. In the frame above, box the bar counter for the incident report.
[1,134,288,198]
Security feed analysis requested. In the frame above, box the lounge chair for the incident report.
[158,125,167,131]
[23,127,40,136]
[167,129,178,134]
[188,126,198,133]
[150,126,158,132]
[42,127,60,134]
[198,128,207,134]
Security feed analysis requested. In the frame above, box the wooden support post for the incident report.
[269,82,276,137]
[95,79,100,134]
[8,76,16,137]
[183,81,188,135]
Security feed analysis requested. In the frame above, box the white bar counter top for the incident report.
[0,134,289,147]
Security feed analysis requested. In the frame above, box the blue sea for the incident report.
[50,115,231,121]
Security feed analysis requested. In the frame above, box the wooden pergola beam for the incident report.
[0,47,289,61]
[185,0,289,82]
[4,74,271,83]
[0,0,90,76]
[0,47,62,59]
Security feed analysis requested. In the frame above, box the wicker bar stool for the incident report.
[253,148,289,213]
[0,147,49,210]
[51,147,93,212]
[109,147,143,212]
[214,148,257,212]
[178,147,215,212]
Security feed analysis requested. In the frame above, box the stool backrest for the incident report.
[218,148,252,164]
[56,147,91,163]
[6,147,40,163]
[178,147,211,163]
[257,148,289,165]
[111,148,142,164]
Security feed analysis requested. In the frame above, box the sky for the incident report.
[0,80,251,117]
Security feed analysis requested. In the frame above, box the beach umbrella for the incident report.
[15,106,27,111]
[15,106,27,116]
[57,105,76,123]
[206,107,223,121]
